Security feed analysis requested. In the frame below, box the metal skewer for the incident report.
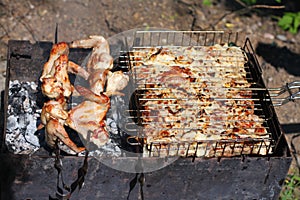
[269,81,300,106]
[54,23,58,44]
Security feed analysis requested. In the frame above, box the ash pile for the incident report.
[6,80,40,154]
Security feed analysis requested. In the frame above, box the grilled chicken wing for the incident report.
[70,35,129,96]
[68,60,90,80]
[42,54,73,98]
[66,85,110,148]
[41,43,89,99]
[40,42,69,81]
[39,98,85,153]
[69,35,113,71]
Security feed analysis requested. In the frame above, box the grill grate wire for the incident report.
[116,31,287,159]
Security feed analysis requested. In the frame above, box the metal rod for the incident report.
[126,107,264,112]
[137,97,267,101]
[123,123,269,130]
[125,116,267,122]
[54,23,58,44]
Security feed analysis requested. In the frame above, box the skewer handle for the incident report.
[270,81,300,106]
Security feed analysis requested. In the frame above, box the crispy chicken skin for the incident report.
[40,42,69,81]
[39,98,85,153]
[66,85,110,147]
[42,54,73,98]
[69,35,113,71]
[70,35,129,96]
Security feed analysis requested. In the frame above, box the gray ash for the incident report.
[6,80,41,154]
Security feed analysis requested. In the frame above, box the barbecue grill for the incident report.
[116,31,294,160]
[1,30,293,199]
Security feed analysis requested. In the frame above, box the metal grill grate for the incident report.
[132,30,239,47]
[115,30,285,158]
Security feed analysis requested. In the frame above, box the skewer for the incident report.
[54,23,58,44]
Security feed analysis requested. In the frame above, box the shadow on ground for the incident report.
[256,42,300,77]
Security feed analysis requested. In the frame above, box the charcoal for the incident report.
[6,80,41,154]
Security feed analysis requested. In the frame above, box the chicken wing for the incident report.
[66,85,110,148]
[40,98,85,153]
[40,42,69,81]
[69,35,113,71]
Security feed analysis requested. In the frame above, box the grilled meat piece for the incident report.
[105,71,129,96]
[88,68,110,94]
[39,98,85,153]
[42,54,73,99]
[40,42,89,99]
[40,42,69,81]
[66,86,110,147]
[70,35,129,96]
[69,35,113,72]
[39,35,129,153]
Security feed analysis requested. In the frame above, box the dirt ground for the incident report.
[0,0,299,197]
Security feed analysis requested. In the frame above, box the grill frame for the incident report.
[123,30,285,159]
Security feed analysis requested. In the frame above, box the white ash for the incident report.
[106,118,119,135]
[59,137,122,157]
[86,139,122,158]
[6,80,41,154]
